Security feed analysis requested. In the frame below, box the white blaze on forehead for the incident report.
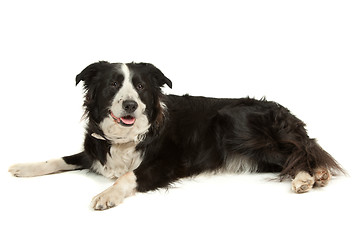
[120,63,131,83]
[115,63,137,101]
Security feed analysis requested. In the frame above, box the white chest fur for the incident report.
[91,142,142,179]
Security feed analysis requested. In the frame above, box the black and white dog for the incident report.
[9,61,344,210]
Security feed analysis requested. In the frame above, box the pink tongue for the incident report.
[120,116,136,125]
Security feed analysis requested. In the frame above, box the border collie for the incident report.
[9,61,344,210]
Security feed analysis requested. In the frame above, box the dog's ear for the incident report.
[152,65,172,89]
[75,61,111,86]
[140,63,172,89]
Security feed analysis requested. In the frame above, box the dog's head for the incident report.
[76,61,172,143]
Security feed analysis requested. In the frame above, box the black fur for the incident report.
[64,61,344,193]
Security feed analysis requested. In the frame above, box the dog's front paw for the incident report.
[91,186,124,211]
[8,163,38,177]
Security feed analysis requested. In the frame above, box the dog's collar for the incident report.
[90,132,128,142]
[91,132,146,143]
[91,133,107,141]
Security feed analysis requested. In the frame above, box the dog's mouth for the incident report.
[110,111,136,127]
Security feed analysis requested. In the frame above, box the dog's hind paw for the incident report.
[314,168,331,187]
[292,171,315,193]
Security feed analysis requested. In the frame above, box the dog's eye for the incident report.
[111,81,118,88]
[136,83,144,90]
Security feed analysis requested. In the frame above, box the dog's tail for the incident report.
[280,139,346,179]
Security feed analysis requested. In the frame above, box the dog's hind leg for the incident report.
[281,139,345,193]
[8,152,87,177]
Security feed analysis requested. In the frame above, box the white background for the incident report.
[1,0,359,239]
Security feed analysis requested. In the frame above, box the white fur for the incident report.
[8,158,79,177]
[91,142,142,179]
[223,155,258,173]
[91,171,137,210]
[99,115,149,144]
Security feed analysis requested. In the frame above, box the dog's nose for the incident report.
[122,100,138,113]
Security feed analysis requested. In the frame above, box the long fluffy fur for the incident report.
[135,95,344,191]
[65,62,344,193]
